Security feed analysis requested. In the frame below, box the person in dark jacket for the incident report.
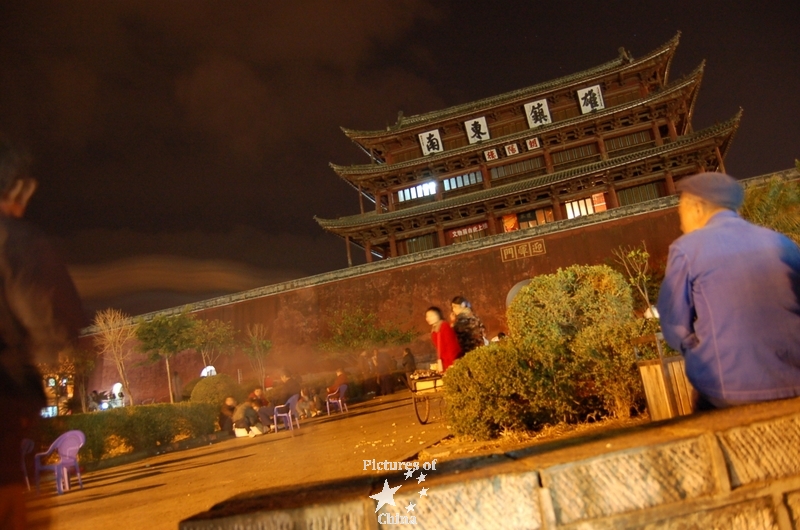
[218,397,236,434]
[232,399,265,437]
[0,139,85,528]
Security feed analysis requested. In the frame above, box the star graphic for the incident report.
[419,487,428,497]
[404,469,414,480]
[369,480,402,513]
[416,472,427,484]
[405,501,416,513]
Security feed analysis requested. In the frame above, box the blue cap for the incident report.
[676,172,744,210]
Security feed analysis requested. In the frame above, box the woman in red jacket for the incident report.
[425,307,463,371]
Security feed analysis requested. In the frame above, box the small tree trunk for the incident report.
[117,361,134,405]
[79,381,87,414]
[166,356,174,404]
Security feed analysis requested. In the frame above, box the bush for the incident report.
[181,377,203,401]
[190,374,245,406]
[445,264,648,440]
[37,402,218,462]
[443,341,541,439]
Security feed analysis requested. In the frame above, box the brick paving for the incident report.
[26,390,448,530]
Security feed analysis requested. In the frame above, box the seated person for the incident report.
[248,387,269,407]
[297,387,321,418]
[274,370,301,406]
[262,370,302,424]
[218,396,236,435]
[232,399,265,438]
[326,368,348,397]
[247,388,273,427]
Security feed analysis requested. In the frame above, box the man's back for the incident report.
[658,210,800,401]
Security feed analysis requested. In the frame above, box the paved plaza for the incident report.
[27,390,449,530]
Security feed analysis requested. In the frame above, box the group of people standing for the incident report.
[425,295,487,371]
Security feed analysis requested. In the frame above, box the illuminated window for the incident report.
[442,171,482,192]
[397,181,437,203]
[518,207,554,228]
[566,198,594,219]
[565,194,607,219]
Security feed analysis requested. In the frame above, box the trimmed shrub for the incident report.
[36,402,218,462]
[190,374,245,406]
[445,264,648,439]
[181,377,203,401]
[443,341,541,439]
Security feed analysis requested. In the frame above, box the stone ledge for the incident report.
[717,414,800,488]
[181,400,800,529]
[382,470,541,530]
[540,435,718,525]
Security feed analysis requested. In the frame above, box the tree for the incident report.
[740,173,800,246]
[318,305,415,363]
[192,319,236,368]
[243,324,272,391]
[62,345,96,413]
[612,241,654,313]
[136,310,197,404]
[94,308,137,405]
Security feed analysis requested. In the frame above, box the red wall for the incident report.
[86,205,681,402]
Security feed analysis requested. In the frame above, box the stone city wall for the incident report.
[83,197,683,402]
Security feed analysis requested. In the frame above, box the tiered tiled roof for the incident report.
[341,32,681,142]
[330,62,704,183]
[316,110,741,231]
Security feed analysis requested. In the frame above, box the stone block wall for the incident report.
[181,409,800,530]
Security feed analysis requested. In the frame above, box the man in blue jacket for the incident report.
[657,171,800,409]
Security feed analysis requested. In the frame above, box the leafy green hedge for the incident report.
[190,373,246,405]
[444,264,649,440]
[38,402,218,462]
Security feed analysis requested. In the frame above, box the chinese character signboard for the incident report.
[464,116,490,144]
[449,222,489,239]
[525,138,541,151]
[418,129,443,156]
[484,148,498,161]
[500,239,546,262]
[577,85,605,114]
[504,143,519,156]
[524,99,552,128]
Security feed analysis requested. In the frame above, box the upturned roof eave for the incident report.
[340,32,681,143]
[317,112,740,232]
[330,63,704,181]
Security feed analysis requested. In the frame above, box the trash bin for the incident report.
[635,333,696,421]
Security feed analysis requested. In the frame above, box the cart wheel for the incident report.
[413,396,430,424]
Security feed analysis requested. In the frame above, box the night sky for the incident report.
[1,1,798,312]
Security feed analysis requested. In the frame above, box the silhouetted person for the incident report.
[219,397,236,434]
[0,139,85,528]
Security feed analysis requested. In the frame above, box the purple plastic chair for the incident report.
[326,384,348,416]
[273,394,300,431]
[34,430,85,494]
